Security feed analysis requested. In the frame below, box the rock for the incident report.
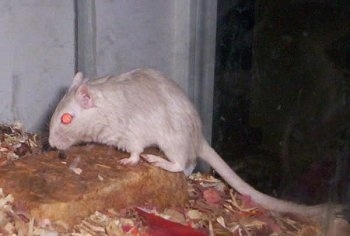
[0,144,188,227]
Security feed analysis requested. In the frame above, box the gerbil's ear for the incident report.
[69,72,85,91]
[75,84,94,109]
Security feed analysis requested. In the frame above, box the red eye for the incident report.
[61,113,73,124]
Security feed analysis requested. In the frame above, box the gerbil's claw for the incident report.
[119,158,138,165]
[119,153,140,165]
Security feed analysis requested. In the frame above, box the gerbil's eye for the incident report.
[61,113,73,125]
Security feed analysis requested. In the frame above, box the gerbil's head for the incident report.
[49,72,97,150]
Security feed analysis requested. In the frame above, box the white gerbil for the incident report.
[49,68,331,217]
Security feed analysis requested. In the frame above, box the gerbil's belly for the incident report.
[95,130,157,153]
[104,138,128,152]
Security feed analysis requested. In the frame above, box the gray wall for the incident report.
[0,0,217,149]
[95,0,174,77]
[0,1,75,131]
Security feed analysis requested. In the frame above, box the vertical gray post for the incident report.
[173,0,217,172]
[75,0,97,77]
[191,0,217,145]
[173,0,217,141]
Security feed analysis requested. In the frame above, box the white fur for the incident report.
[49,68,335,217]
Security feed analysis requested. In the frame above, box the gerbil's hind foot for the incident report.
[141,154,184,172]
[119,152,140,165]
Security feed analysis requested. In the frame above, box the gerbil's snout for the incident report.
[48,136,56,149]
[47,141,57,150]
[48,133,68,151]
[48,138,65,151]
[41,138,55,152]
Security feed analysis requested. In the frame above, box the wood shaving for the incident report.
[0,122,40,163]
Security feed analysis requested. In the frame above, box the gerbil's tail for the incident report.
[198,139,328,217]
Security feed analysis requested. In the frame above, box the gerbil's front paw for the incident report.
[119,158,137,165]
[119,153,140,165]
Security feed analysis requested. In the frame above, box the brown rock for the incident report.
[0,144,188,226]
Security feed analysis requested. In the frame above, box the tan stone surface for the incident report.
[0,144,188,226]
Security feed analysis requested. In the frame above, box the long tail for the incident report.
[198,139,328,216]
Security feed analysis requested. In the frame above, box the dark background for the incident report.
[213,0,350,205]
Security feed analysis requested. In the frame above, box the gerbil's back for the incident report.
[92,68,202,146]
[91,68,196,114]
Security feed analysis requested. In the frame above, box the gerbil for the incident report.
[49,68,332,217]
